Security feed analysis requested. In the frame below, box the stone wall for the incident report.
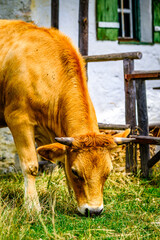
[0,0,31,21]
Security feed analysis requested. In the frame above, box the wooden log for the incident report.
[130,135,160,145]
[124,59,137,173]
[147,150,160,168]
[125,70,160,81]
[51,0,59,29]
[79,0,88,56]
[98,123,130,130]
[83,52,142,62]
[124,60,137,129]
[136,80,150,177]
[153,87,160,90]
[125,142,137,174]
[136,81,149,136]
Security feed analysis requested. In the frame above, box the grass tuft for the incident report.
[0,167,159,239]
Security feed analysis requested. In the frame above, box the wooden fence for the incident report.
[84,52,160,178]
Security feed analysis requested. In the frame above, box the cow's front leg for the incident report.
[6,117,41,212]
[23,169,41,213]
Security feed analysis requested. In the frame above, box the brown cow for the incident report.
[0,20,130,216]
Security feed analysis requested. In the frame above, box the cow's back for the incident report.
[0,20,63,127]
[0,20,86,94]
[0,20,95,136]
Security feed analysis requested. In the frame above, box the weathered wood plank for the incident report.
[136,80,150,177]
[83,52,142,62]
[124,60,136,128]
[153,87,160,90]
[51,0,59,29]
[147,150,160,168]
[98,123,130,130]
[79,0,88,56]
[136,80,149,136]
[124,59,137,173]
[125,70,160,81]
[130,135,160,145]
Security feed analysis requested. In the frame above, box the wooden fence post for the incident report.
[124,59,137,173]
[79,0,88,56]
[51,0,59,28]
[136,80,150,177]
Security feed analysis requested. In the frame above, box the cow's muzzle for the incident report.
[78,204,103,217]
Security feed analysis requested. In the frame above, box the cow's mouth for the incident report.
[78,203,104,217]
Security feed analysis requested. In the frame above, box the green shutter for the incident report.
[153,0,160,43]
[96,0,119,41]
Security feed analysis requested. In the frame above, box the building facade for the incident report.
[0,0,160,124]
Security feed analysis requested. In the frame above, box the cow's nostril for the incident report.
[85,208,89,217]
[85,207,103,217]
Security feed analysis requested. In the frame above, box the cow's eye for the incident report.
[71,168,79,178]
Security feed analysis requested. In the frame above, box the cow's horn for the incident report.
[114,137,136,145]
[55,137,74,146]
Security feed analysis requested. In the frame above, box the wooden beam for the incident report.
[98,123,130,130]
[153,87,160,90]
[83,52,142,63]
[147,151,160,168]
[124,59,137,174]
[124,60,136,129]
[79,0,88,56]
[136,79,150,177]
[51,0,59,28]
[130,135,160,145]
[125,70,160,81]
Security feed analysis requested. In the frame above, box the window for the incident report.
[96,0,139,41]
[96,0,119,41]
[118,0,133,38]
[118,0,140,41]
[153,0,160,43]
[96,0,153,44]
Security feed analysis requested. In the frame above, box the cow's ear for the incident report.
[37,143,66,163]
[113,129,130,138]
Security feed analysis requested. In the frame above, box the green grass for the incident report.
[0,167,160,240]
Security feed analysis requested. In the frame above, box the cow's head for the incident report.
[37,129,130,216]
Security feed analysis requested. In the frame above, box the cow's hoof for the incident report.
[24,199,41,214]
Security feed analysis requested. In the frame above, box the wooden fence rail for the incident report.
[147,151,160,168]
[83,51,160,177]
[98,123,130,130]
[83,51,142,62]
[130,135,160,145]
[127,71,160,176]
[125,70,160,81]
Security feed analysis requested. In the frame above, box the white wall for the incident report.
[31,0,51,28]
[31,0,160,125]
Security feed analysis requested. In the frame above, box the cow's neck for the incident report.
[58,96,99,137]
[61,103,99,137]
[51,80,99,137]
